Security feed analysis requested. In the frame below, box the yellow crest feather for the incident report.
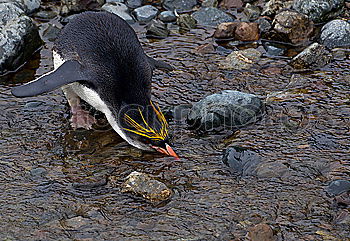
[123,101,168,140]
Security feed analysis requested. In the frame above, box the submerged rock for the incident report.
[192,7,234,26]
[220,48,262,70]
[272,10,314,44]
[101,2,134,23]
[222,147,261,176]
[289,43,332,69]
[326,179,350,196]
[219,0,243,9]
[320,20,350,49]
[133,5,158,23]
[60,0,104,15]
[187,90,263,132]
[162,0,197,13]
[0,3,42,74]
[122,171,172,204]
[159,10,176,22]
[293,0,345,23]
[248,223,275,241]
[146,19,170,38]
[177,13,197,30]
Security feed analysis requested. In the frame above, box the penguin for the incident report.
[11,11,178,158]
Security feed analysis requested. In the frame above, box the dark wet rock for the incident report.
[293,0,345,23]
[125,0,142,9]
[202,0,218,7]
[264,43,285,56]
[335,192,350,206]
[272,10,314,44]
[222,147,261,176]
[248,223,275,241]
[146,19,170,38]
[164,104,192,121]
[255,162,289,178]
[255,17,272,34]
[326,180,350,196]
[194,43,215,54]
[187,90,263,132]
[214,22,259,41]
[42,23,61,42]
[30,167,47,179]
[310,132,339,149]
[106,0,124,2]
[216,46,232,55]
[262,0,290,17]
[320,20,350,49]
[219,0,243,9]
[0,3,42,74]
[192,7,235,26]
[60,0,104,15]
[289,43,332,69]
[133,5,158,23]
[101,2,134,23]
[177,13,197,30]
[62,216,92,229]
[162,0,197,13]
[159,10,176,22]
[121,171,172,204]
[244,3,261,21]
[33,10,57,20]
[334,210,350,225]
[220,48,262,70]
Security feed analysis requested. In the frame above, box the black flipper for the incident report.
[11,60,87,98]
[147,56,174,71]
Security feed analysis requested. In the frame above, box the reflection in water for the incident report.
[0,22,349,240]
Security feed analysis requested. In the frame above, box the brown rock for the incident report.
[214,22,239,39]
[194,43,215,54]
[272,10,314,44]
[219,0,243,9]
[248,223,275,241]
[235,22,259,41]
[214,22,259,41]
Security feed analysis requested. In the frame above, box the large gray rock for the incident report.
[187,90,264,132]
[101,2,134,23]
[0,3,42,74]
[133,5,158,23]
[320,20,350,49]
[162,0,197,13]
[60,0,105,15]
[0,0,41,14]
[192,7,234,26]
[289,43,332,69]
[293,0,344,23]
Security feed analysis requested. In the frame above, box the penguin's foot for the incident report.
[70,106,96,130]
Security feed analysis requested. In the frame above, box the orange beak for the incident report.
[152,144,179,158]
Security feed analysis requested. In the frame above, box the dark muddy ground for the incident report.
[0,20,349,240]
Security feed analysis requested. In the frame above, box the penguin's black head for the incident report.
[120,101,178,158]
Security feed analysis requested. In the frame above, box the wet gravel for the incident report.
[0,21,349,240]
